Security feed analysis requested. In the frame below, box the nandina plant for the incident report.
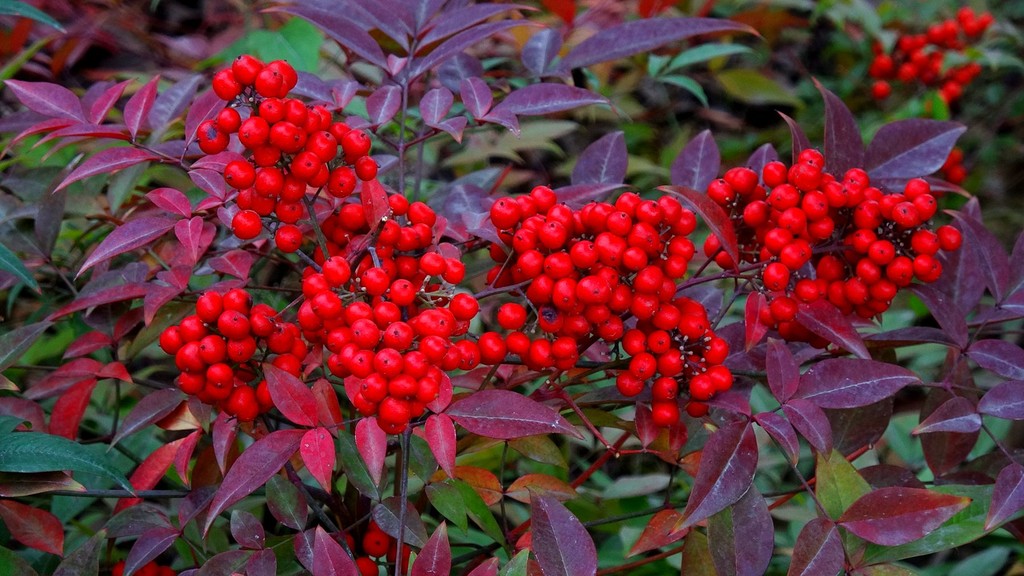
[0,2,1021,575]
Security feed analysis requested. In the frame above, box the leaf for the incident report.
[373,496,429,548]
[424,414,457,478]
[523,29,562,76]
[174,217,213,265]
[779,112,811,162]
[147,74,201,134]
[411,20,526,79]
[839,487,970,546]
[210,249,255,279]
[111,388,184,447]
[421,87,454,125]
[272,4,385,67]
[450,478,505,543]
[0,500,64,556]
[203,429,305,535]
[49,282,149,320]
[707,486,773,576]
[196,550,249,576]
[0,0,64,30]
[680,530,716,576]
[360,178,391,229]
[765,338,799,403]
[744,293,769,350]
[264,364,317,427]
[300,427,335,493]
[794,300,870,359]
[627,509,686,556]
[753,412,799,465]
[116,437,188,513]
[671,129,720,192]
[76,216,177,277]
[0,241,39,292]
[5,80,84,121]
[556,18,753,73]
[246,548,277,576]
[0,322,51,372]
[950,208,1011,301]
[312,525,359,576]
[124,526,179,576]
[572,131,626,185]
[0,471,85,498]
[445,389,580,440]
[367,84,402,126]
[486,84,607,129]
[509,435,566,468]
[783,399,833,455]
[716,69,801,107]
[411,522,451,576]
[146,187,192,218]
[0,432,131,490]
[184,89,226,147]
[788,518,843,576]
[460,77,492,119]
[554,183,627,209]
[53,531,104,576]
[506,474,576,504]
[668,43,752,71]
[679,421,758,529]
[212,411,238,474]
[336,430,380,499]
[266,475,308,531]
[746,143,779,178]
[796,358,917,409]
[978,381,1024,420]
[48,379,97,439]
[912,397,980,435]
[55,147,161,193]
[660,185,740,269]
[968,339,1024,380]
[531,494,598,576]
[986,464,1024,530]
[815,449,872,520]
[0,545,38,576]
[816,79,864,176]
[123,75,160,140]
[911,285,968,349]
[420,3,521,46]
[355,417,387,487]
[865,120,966,180]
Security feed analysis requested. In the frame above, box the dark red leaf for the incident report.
[26,358,101,400]
[765,338,799,403]
[912,397,980,435]
[411,21,526,79]
[986,463,1024,530]
[246,549,277,576]
[745,143,779,180]
[554,183,627,209]
[174,217,214,265]
[231,510,266,550]
[273,4,385,67]
[909,285,968,348]
[203,429,304,535]
[373,497,429,547]
[411,522,452,576]
[661,185,740,269]
[671,129,720,193]
[212,412,237,474]
[355,417,387,487]
[779,112,811,163]
[360,178,392,231]
[311,378,343,428]
[264,364,317,427]
[300,427,336,493]
[88,80,132,124]
[98,361,132,383]
[968,339,1024,380]
[794,300,870,359]
[783,398,833,455]
[707,486,773,576]
[744,292,769,350]
[572,131,627,185]
[311,525,359,576]
[865,119,966,180]
[978,380,1024,420]
[125,526,179,575]
[5,79,85,121]
[116,437,186,513]
[787,518,843,576]
[950,207,1011,301]
[196,550,249,576]
[425,414,457,478]
[0,499,64,556]
[753,412,799,465]
[210,249,255,280]
[56,147,161,193]
[627,509,686,556]
[174,430,202,486]
[445,389,580,440]
[523,28,562,76]
[0,397,47,434]
[839,487,970,546]
[934,219,986,312]
[466,559,499,576]
[124,76,160,140]
[460,77,493,119]
[184,90,226,147]
[816,79,864,176]
[531,494,598,576]
[48,379,97,439]
[76,216,177,277]
[679,421,758,529]
[797,358,918,409]
[421,87,454,125]
[367,85,402,126]
[919,388,978,477]
[486,84,607,134]
[555,18,754,73]
[148,75,201,133]
[634,404,658,449]
[49,283,149,320]
[112,388,184,447]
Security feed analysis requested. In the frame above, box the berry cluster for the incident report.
[940,147,967,185]
[869,7,993,104]
[112,560,175,576]
[198,55,377,252]
[158,289,306,421]
[705,149,962,345]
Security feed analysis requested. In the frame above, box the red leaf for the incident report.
[783,398,833,455]
[487,84,607,135]
[63,331,113,359]
[445,389,580,440]
[0,397,47,433]
[788,518,843,576]
[411,522,452,576]
[753,411,799,465]
[111,388,184,447]
[56,147,162,193]
[978,380,1024,420]
[264,364,317,427]
[300,427,336,493]
[355,417,387,487]
[312,378,344,428]
[661,185,740,270]
[184,89,226,147]
[531,494,597,576]
[360,178,392,232]
[912,396,981,435]
[124,526,179,576]
[634,404,658,449]
[795,299,869,359]
[311,525,360,576]
[5,79,85,121]
[744,292,769,350]
[203,428,304,535]
[707,486,773,576]
[231,510,266,550]
[796,358,919,409]
[968,339,1024,380]
[49,283,150,320]
[26,358,101,399]
[76,216,177,278]
[174,216,215,265]
[466,558,499,576]
[115,436,187,513]
[780,112,811,163]
[0,499,64,556]
[838,487,970,546]
[124,76,160,140]
[174,430,202,486]
[48,379,97,439]
[986,463,1024,530]
[210,249,255,279]
[425,414,457,478]
[765,339,799,403]
[671,129,720,193]
[679,421,758,530]
[88,79,132,124]
[213,411,238,474]
[627,509,686,556]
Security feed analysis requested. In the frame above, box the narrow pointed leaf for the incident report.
[765,339,799,402]
[266,475,308,531]
[794,299,869,359]
[671,129,719,192]
[373,497,428,547]
[312,525,359,576]
[523,28,562,76]
[111,388,184,446]
[355,417,387,486]
[816,79,863,176]
[264,364,317,427]
[783,399,833,454]
[0,431,132,490]
[411,522,451,576]
[744,292,769,350]
[56,147,161,193]
[680,422,758,529]
[425,414,457,478]
[707,486,773,576]
[446,389,580,440]
[911,285,968,348]
[986,464,1024,530]
[531,494,598,576]
[838,487,971,546]
[978,381,1024,419]
[661,185,740,269]
[124,527,179,575]
[866,120,966,180]
[627,509,686,557]
[0,500,64,556]
[488,83,607,118]
[0,241,39,292]
[571,131,626,185]
[124,76,160,140]
[788,518,843,576]
[968,339,1024,380]
[753,412,799,465]
[411,20,526,78]
[77,216,177,277]
[300,427,336,493]
[779,112,811,162]
[5,80,85,121]
[912,397,980,435]
[796,358,918,409]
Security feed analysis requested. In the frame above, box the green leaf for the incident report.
[426,481,468,534]
[509,435,567,468]
[0,321,53,372]
[221,19,323,72]
[680,530,715,576]
[815,449,871,520]
[0,241,39,292]
[499,550,530,576]
[949,546,1011,576]
[715,69,802,108]
[0,432,131,491]
[0,544,39,576]
[0,416,25,434]
[408,433,438,482]
[0,0,65,32]
[658,75,708,107]
[432,478,505,544]
[337,430,381,500]
[667,43,752,72]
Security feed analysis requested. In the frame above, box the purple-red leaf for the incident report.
[411,522,451,576]
[816,79,864,176]
[367,85,402,126]
[49,379,98,440]
[111,388,184,447]
[460,77,493,120]
[523,29,562,76]
[783,398,833,455]
[634,404,658,449]
[978,381,1024,420]
[839,487,970,546]
[0,499,64,556]
[950,207,1011,301]
[264,364,317,427]
[300,427,336,493]
[421,87,454,125]
[266,475,308,531]
[56,147,161,193]
[865,120,966,180]
[231,510,266,550]
[765,339,799,403]
[148,75,200,132]
[125,527,179,575]
[969,339,1024,380]
[531,493,598,576]
[203,429,304,535]
[425,414,457,478]
[572,131,626,185]
[210,249,255,280]
[487,84,607,129]
[912,397,980,435]
[627,509,686,556]
[174,217,213,266]
[146,187,192,218]
[274,4,386,67]
[312,525,359,576]
[124,76,160,140]
[373,497,428,547]
[794,300,870,359]
[246,549,277,576]
[986,464,1024,530]
[680,421,758,529]
[753,412,800,465]
[76,216,176,277]
[707,486,773,576]
[671,129,720,192]
[355,417,387,487]
[49,283,149,320]
[360,178,392,230]
[787,518,843,576]
[796,358,918,409]
[746,143,779,179]
[661,185,740,269]
[5,80,85,122]
[412,21,527,79]
[779,112,811,162]
[445,389,580,440]
[554,183,626,210]
[184,90,226,147]
[88,80,132,123]
[744,292,769,350]
[555,18,754,73]
[911,285,968,349]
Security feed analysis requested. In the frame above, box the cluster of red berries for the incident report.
[869,7,993,103]
[940,147,967,185]
[112,560,174,576]
[705,149,962,345]
[199,55,378,252]
[158,289,307,421]
[349,521,408,576]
